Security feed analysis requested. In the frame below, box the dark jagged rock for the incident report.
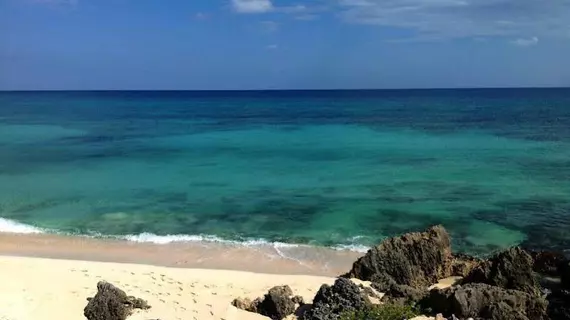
[233,285,297,320]
[84,281,150,320]
[547,289,570,320]
[380,283,428,306]
[303,278,369,320]
[424,283,548,320]
[462,247,539,294]
[482,302,529,320]
[343,225,454,288]
[257,285,296,320]
[451,253,482,277]
[292,295,305,305]
[528,250,567,277]
[232,297,257,312]
[127,296,150,310]
[561,261,570,290]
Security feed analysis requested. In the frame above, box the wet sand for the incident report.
[0,232,362,276]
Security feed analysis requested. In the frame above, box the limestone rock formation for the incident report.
[84,281,150,320]
[232,285,301,320]
[303,278,370,320]
[461,247,539,294]
[425,283,548,320]
[343,225,454,288]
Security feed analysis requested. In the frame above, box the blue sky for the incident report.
[1,0,570,90]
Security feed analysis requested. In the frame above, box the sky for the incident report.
[1,0,570,90]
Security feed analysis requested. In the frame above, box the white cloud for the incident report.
[266,44,278,49]
[511,36,539,47]
[338,0,570,39]
[232,0,273,13]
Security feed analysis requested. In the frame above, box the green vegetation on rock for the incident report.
[339,304,418,320]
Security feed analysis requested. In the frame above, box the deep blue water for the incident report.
[1,89,570,254]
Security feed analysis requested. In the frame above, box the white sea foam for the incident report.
[0,218,45,234]
[0,217,369,254]
[121,232,301,248]
[122,231,371,255]
[333,243,371,253]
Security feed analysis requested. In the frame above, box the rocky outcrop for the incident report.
[257,285,297,320]
[450,253,481,277]
[343,225,454,288]
[561,261,570,290]
[461,247,539,294]
[547,289,570,320]
[303,278,369,320]
[425,283,548,320]
[379,283,429,306]
[529,250,567,277]
[232,285,302,320]
[84,281,150,320]
[232,297,257,312]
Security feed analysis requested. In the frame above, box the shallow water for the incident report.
[1,89,569,254]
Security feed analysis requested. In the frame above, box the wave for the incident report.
[0,217,370,253]
[0,217,45,234]
[122,233,370,253]
[332,244,370,253]
[122,232,311,249]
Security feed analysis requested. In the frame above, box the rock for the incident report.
[424,283,548,320]
[303,278,369,320]
[451,253,481,277]
[378,283,428,306]
[435,314,445,320]
[232,297,257,312]
[256,285,296,320]
[234,285,296,320]
[127,296,150,310]
[547,289,570,320]
[528,250,567,277]
[462,247,539,294]
[84,281,150,320]
[561,261,570,290]
[292,295,305,306]
[482,302,529,320]
[343,225,454,288]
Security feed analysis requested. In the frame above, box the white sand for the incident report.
[0,255,445,320]
[0,255,335,320]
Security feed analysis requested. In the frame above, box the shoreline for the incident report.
[0,231,360,320]
[0,231,362,276]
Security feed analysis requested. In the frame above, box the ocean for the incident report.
[0,89,569,255]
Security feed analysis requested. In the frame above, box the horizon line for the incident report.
[1,86,569,92]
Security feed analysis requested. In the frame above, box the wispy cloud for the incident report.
[231,0,273,13]
[338,0,570,39]
[266,44,278,50]
[294,14,319,21]
[194,12,210,20]
[260,20,279,33]
[510,36,539,47]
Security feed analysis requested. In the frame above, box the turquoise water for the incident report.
[1,90,569,254]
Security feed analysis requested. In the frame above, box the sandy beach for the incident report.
[0,232,358,320]
[0,232,461,320]
[0,255,339,320]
